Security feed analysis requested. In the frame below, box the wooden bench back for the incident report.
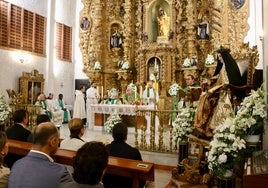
[7,139,154,188]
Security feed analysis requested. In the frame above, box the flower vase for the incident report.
[218,169,235,188]
[178,141,188,174]
[245,134,260,145]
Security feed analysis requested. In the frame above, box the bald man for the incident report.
[9,122,72,188]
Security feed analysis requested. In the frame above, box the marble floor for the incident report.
[60,124,174,188]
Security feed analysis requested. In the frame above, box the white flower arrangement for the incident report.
[207,116,246,177]
[207,85,266,178]
[205,54,215,65]
[108,88,118,99]
[93,61,101,70]
[183,58,191,68]
[104,114,122,133]
[172,107,195,148]
[121,60,129,70]
[234,86,266,136]
[168,83,182,97]
[0,94,12,125]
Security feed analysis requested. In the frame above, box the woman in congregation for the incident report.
[60,118,85,151]
[0,131,9,188]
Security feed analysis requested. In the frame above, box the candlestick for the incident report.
[134,86,137,100]
[101,86,103,98]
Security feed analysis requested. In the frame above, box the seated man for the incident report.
[8,122,72,187]
[46,93,62,124]
[5,109,32,168]
[102,122,145,188]
[56,94,71,124]
[36,93,52,119]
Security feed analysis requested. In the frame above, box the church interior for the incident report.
[1,0,268,187]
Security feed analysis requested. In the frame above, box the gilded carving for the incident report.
[80,0,252,108]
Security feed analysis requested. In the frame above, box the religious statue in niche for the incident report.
[197,17,209,40]
[148,58,160,81]
[80,17,90,30]
[157,7,170,38]
[110,30,122,48]
[168,29,174,40]
[141,32,148,43]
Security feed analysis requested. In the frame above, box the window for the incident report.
[0,1,46,56]
[56,22,72,62]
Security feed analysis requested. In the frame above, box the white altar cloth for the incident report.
[88,104,157,131]
[89,104,154,116]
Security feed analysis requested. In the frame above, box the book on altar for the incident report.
[189,86,202,101]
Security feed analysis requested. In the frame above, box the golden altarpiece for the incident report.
[79,1,258,186]
[79,0,254,110]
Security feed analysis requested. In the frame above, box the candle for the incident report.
[154,58,157,68]
[134,86,137,100]
[101,86,103,98]
[97,86,99,93]
[140,85,142,98]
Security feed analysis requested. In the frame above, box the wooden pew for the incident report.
[7,139,154,188]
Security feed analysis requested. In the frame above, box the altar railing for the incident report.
[89,104,179,153]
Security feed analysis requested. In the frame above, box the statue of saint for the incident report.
[110,30,122,48]
[198,17,209,40]
[157,7,170,38]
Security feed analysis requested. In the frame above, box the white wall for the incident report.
[0,0,79,105]
[245,0,263,70]
[262,0,268,150]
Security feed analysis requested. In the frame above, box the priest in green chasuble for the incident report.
[56,94,70,123]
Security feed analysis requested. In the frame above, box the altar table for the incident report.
[88,104,156,128]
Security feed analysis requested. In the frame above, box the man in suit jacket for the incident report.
[103,122,145,188]
[5,109,32,168]
[8,122,72,188]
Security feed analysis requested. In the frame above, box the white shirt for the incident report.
[60,138,85,151]
[86,87,99,105]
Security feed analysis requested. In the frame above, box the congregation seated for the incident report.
[8,122,72,187]
[0,131,9,188]
[60,141,108,188]
[60,118,85,151]
[103,122,145,188]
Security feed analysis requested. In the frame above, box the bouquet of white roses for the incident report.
[183,58,191,68]
[172,107,195,148]
[234,86,266,136]
[207,116,246,178]
[168,83,182,97]
[121,60,129,70]
[93,61,101,70]
[0,94,12,125]
[205,54,215,65]
[104,114,121,133]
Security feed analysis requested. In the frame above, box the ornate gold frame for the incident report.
[19,69,45,104]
